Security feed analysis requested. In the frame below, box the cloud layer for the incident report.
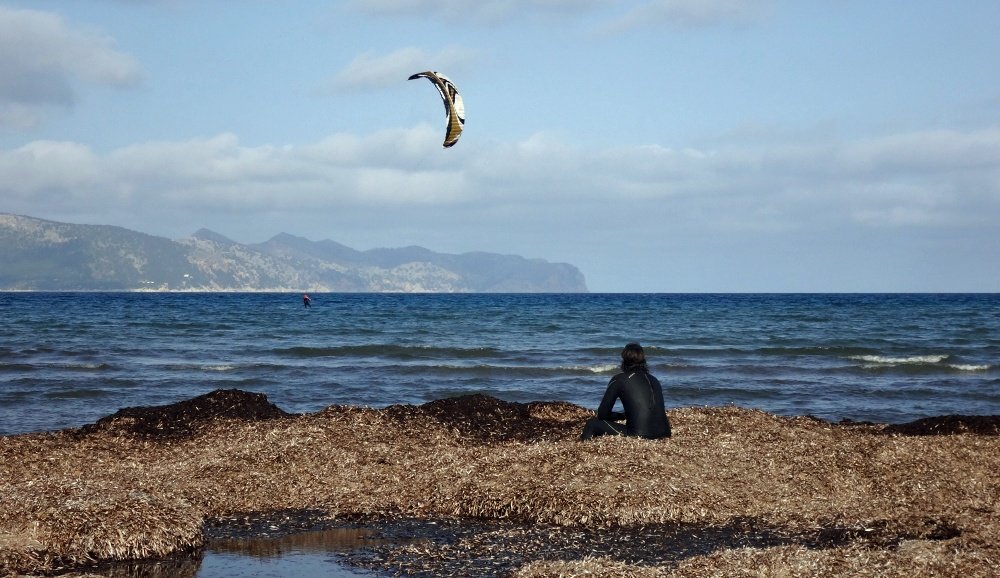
[350,0,766,28]
[4,126,998,233]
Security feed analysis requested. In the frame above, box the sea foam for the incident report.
[848,354,949,365]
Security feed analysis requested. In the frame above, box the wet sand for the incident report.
[2,389,998,577]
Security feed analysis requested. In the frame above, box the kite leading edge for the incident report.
[408,71,465,148]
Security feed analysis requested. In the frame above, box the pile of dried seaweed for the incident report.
[1,389,997,577]
[75,389,292,439]
[881,414,1000,436]
[383,393,590,443]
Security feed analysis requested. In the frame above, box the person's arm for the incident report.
[595,377,626,421]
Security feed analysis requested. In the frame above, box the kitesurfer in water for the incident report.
[303,294,311,308]
[580,343,671,440]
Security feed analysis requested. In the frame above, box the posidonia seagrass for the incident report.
[2,390,997,577]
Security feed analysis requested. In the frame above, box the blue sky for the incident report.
[2,0,999,292]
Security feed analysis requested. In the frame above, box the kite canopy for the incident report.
[408,71,465,148]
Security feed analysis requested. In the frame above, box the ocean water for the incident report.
[1,292,998,436]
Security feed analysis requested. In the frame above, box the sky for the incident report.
[1,1,999,292]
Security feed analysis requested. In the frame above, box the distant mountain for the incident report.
[0,214,587,292]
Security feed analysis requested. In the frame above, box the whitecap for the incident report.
[205,365,237,372]
[848,354,948,365]
[46,362,111,371]
[583,363,620,373]
[949,364,991,371]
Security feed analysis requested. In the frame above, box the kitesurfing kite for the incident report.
[408,71,465,148]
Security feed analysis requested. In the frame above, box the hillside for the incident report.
[0,214,587,292]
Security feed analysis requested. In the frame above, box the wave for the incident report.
[0,362,112,372]
[847,354,992,373]
[948,364,992,372]
[154,362,298,375]
[584,363,618,373]
[669,384,788,401]
[384,362,619,377]
[848,354,949,365]
[628,346,882,359]
[756,346,875,357]
[164,363,239,372]
[201,364,238,372]
[277,344,508,360]
[54,362,112,371]
[0,363,37,372]
[42,388,112,400]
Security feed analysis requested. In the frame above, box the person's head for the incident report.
[620,342,647,372]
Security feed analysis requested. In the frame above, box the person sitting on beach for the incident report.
[580,343,672,440]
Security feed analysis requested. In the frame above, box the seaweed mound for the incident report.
[882,414,1000,436]
[74,387,999,443]
[5,391,999,578]
[385,394,592,443]
[77,388,293,439]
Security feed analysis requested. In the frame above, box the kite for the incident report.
[408,71,465,148]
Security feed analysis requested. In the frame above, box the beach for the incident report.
[1,389,997,577]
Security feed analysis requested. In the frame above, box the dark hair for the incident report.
[620,342,648,372]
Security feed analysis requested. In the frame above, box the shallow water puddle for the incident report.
[198,528,383,577]
[91,528,392,577]
[197,551,369,577]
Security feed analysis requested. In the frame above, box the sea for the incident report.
[1,292,999,436]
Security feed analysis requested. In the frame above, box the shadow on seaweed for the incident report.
[77,512,964,578]
[336,516,965,578]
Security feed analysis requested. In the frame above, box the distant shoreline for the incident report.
[1,213,588,293]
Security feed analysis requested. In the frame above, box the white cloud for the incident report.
[0,6,141,129]
[2,125,999,240]
[0,140,101,200]
[328,46,476,93]
[0,102,45,131]
[351,0,606,24]
[839,128,1000,175]
[352,0,769,30]
[606,0,772,31]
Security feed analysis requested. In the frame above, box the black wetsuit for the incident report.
[580,370,671,440]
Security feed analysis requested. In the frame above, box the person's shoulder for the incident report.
[644,371,663,385]
[631,369,659,381]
